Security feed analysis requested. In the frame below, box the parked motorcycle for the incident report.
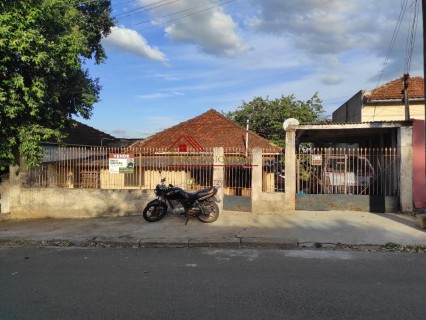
[142,178,220,223]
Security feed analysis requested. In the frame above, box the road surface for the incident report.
[1,247,425,320]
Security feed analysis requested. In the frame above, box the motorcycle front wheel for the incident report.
[198,201,220,223]
[143,203,168,222]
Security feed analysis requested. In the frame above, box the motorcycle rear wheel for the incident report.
[198,201,220,223]
[143,203,168,222]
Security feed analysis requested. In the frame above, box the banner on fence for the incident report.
[109,153,135,173]
[311,154,322,166]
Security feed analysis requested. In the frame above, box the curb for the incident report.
[240,237,298,249]
[1,238,426,252]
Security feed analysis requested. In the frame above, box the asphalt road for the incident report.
[0,247,425,320]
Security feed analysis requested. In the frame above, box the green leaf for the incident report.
[0,0,114,170]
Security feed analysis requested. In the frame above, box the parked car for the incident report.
[322,155,375,194]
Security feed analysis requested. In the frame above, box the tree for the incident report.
[0,0,114,170]
[225,93,325,147]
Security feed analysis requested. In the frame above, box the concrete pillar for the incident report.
[251,148,263,213]
[284,127,296,210]
[213,147,224,212]
[4,165,21,216]
[398,126,413,212]
[0,175,10,215]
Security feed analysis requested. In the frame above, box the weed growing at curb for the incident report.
[380,242,426,253]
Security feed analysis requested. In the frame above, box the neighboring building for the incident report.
[332,76,425,211]
[34,121,117,189]
[42,120,141,148]
[333,76,424,122]
[37,121,143,189]
[62,120,117,146]
[42,120,116,147]
[130,109,280,151]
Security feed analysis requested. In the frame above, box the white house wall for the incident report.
[362,103,425,121]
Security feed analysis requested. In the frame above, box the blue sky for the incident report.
[80,0,424,138]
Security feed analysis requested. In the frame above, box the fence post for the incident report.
[213,147,224,212]
[284,127,296,210]
[0,173,10,215]
[251,148,262,213]
[2,165,21,216]
[398,126,413,212]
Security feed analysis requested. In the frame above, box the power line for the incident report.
[112,0,141,7]
[127,0,236,30]
[114,0,180,18]
[77,0,110,4]
[375,0,409,88]
[77,0,163,8]
[404,0,420,74]
[125,0,218,26]
[116,0,222,22]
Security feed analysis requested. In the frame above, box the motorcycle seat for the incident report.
[185,187,215,201]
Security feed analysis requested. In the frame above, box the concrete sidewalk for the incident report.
[1,210,426,249]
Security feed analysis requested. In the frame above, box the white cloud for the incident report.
[248,0,366,55]
[103,26,167,61]
[321,75,343,86]
[246,0,423,84]
[139,0,249,56]
[154,73,180,81]
[136,91,184,100]
[85,0,424,139]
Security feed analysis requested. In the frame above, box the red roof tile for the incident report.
[365,76,424,101]
[130,109,280,151]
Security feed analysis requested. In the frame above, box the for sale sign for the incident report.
[109,154,135,173]
[311,154,322,166]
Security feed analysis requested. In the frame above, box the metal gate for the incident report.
[296,147,400,212]
[222,149,252,212]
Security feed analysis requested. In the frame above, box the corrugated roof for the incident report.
[293,120,412,132]
[329,120,412,125]
[365,76,424,101]
[130,109,280,151]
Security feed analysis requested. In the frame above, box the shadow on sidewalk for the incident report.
[369,212,424,232]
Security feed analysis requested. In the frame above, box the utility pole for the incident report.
[245,119,249,157]
[403,73,410,120]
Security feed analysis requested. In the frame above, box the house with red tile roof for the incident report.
[130,109,280,151]
[332,76,425,211]
[127,109,281,197]
[332,76,424,122]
